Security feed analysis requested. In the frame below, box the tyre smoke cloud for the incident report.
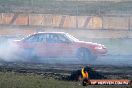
[0,36,131,66]
[0,37,78,63]
[0,39,25,62]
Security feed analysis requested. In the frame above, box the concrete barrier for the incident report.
[103,16,129,30]
[0,13,131,30]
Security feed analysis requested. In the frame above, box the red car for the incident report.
[14,32,107,62]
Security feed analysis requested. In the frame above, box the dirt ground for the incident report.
[0,62,132,80]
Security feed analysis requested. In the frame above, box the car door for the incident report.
[34,34,47,57]
[45,33,74,57]
[22,34,47,57]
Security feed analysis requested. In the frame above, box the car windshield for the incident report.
[65,33,79,42]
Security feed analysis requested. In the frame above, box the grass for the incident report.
[0,72,131,88]
[0,72,76,88]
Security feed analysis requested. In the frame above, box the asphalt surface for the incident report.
[0,61,132,80]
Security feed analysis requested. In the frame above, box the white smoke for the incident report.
[0,36,131,66]
[0,38,26,62]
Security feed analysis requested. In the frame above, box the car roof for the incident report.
[23,32,67,40]
[34,32,66,35]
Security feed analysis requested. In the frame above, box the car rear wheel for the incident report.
[22,48,39,62]
[76,48,96,63]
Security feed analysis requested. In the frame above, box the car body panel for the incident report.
[14,32,107,59]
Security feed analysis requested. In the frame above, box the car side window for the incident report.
[24,34,46,42]
[24,35,38,42]
[46,34,60,43]
[37,34,46,42]
[46,34,70,43]
[57,34,70,43]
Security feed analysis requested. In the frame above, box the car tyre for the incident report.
[22,48,38,62]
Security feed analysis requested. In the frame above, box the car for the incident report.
[14,32,107,62]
